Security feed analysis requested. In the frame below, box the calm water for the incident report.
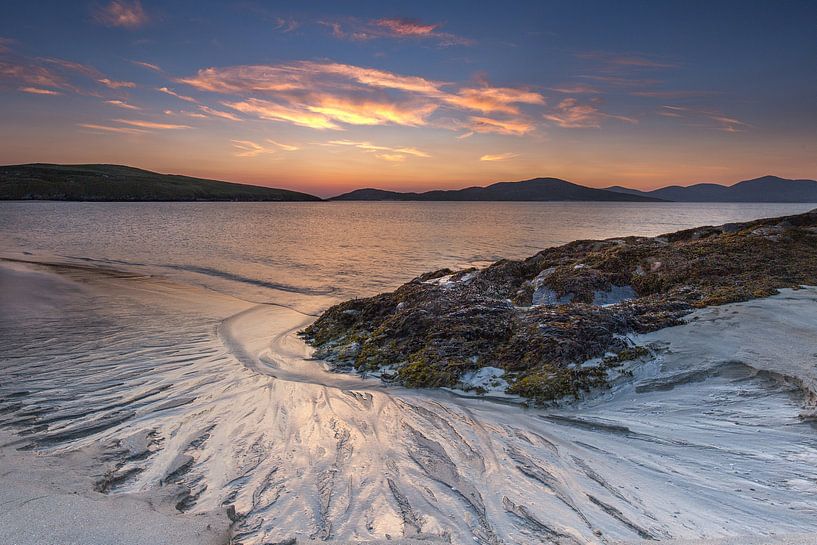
[1,201,815,306]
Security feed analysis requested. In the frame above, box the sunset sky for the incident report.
[1,1,815,196]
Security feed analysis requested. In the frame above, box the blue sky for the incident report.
[1,1,815,195]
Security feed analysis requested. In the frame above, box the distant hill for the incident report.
[332,177,664,202]
[606,175,817,202]
[0,164,321,201]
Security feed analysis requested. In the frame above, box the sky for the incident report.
[1,1,816,197]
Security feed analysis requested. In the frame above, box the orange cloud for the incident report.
[19,86,61,95]
[225,98,341,130]
[307,96,437,127]
[445,86,544,114]
[93,1,149,28]
[480,152,519,161]
[178,61,551,135]
[469,116,534,135]
[315,62,444,94]
[544,98,637,128]
[115,119,191,129]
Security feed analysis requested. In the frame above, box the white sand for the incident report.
[1,259,817,544]
[0,432,229,545]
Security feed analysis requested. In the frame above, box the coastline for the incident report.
[2,226,817,543]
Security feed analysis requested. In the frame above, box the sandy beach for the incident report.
[1,256,816,544]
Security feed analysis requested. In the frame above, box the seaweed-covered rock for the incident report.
[301,210,817,404]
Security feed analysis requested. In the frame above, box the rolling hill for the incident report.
[0,164,320,201]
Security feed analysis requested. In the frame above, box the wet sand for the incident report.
[1,259,816,544]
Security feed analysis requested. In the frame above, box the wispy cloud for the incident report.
[469,116,534,135]
[376,153,406,162]
[549,85,600,94]
[180,61,540,134]
[444,86,544,114]
[327,139,431,161]
[543,98,636,128]
[93,1,149,28]
[320,17,472,46]
[231,138,300,157]
[272,17,299,33]
[631,90,713,99]
[577,51,678,71]
[1,60,78,94]
[19,86,61,95]
[105,99,140,109]
[98,77,136,89]
[232,140,268,157]
[0,37,14,54]
[115,119,191,129]
[7,57,136,94]
[131,60,162,72]
[659,105,748,132]
[267,139,299,151]
[180,62,444,95]
[225,98,342,130]
[198,105,241,121]
[158,86,198,103]
[480,152,519,161]
[78,123,146,134]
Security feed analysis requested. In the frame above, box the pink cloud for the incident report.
[131,60,162,72]
[374,18,439,36]
[19,86,61,95]
[157,86,198,103]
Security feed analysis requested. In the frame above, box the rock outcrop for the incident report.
[301,210,817,404]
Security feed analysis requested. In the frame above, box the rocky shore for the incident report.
[301,209,817,404]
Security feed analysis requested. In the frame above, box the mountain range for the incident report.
[332,175,817,203]
[2,164,816,203]
[604,175,817,203]
[331,178,661,202]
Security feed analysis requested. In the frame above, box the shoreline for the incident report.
[2,245,817,543]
